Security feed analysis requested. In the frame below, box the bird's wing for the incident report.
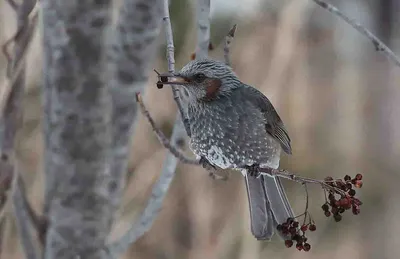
[234,85,292,154]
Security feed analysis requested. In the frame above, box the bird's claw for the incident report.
[245,164,261,178]
[200,156,217,171]
[200,156,228,181]
[208,171,229,181]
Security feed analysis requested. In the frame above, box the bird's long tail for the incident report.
[244,174,294,240]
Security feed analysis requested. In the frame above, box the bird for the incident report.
[159,58,294,240]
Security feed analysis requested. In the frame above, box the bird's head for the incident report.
[159,59,241,103]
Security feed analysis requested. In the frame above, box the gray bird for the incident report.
[161,58,294,240]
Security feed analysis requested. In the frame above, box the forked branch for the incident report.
[312,0,400,67]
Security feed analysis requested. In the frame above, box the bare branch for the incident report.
[109,0,212,253]
[5,0,19,11]
[162,1,191,136]
[0,1,41,258]
[105,0,164,234]
[0,158,13,222]
[12,170,40,259]
[224,24,237,66]
[195,0,211,59]
[0,1,38,152]
[312,0,400,67]
[139,0,210,243]
[107,0,191,254]
[135,94,198,165]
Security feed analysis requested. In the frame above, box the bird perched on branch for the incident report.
[159,59,294,240]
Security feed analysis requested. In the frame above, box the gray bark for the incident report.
[41,0,163,257]
[41,1,113,258]
[107,0,163,228]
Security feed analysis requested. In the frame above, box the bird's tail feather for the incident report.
[244,174,294,240]
[244,174,274,240]
[262,175,295,239]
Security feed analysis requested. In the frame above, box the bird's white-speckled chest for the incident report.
[188,100,281,170]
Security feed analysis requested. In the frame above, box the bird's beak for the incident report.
[157,73,189,86]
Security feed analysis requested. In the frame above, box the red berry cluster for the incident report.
[322,174,363,221]
[277,218,316,252]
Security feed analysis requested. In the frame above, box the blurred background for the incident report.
[1,0,400,258]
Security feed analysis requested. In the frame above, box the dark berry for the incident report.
[334,214,342,222]
[355,173,363,180]
[286,217,294,224]
[336,180,345,188]
[285,240,293,248]
[296,243,303,251]
[303,243,311,251]
[353,198,363,206]
[292,234,302,242]
[348,189,356,196]
[321,203,329,211]
[340,198,350,207]
[338,207,345,213]
[277,224,283,231]
[324,211,331,217]
[328,193,335,201]
[156,81,164,89]
[301,225,308,232]
[325,176,333,182]
[344,175,351,181]
[309,224,316,231]
[352,206,360,215]
[292,221,299,228]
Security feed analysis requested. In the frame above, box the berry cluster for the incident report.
[277,218,315,252]
[277,174,364,252]
[322,174,363,221]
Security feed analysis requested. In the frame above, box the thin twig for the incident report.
[136,93,198,165]
[312,0,400,67]
[163,2,191,136]
[0,5,39,116]
[5,0,19,10]
[223,24,237,66]
[0,159,13,222]
[137,93,229,181]
[302,183,309,226]
[12,169,40,259]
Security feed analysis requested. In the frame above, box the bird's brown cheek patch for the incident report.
[205,79,222,100]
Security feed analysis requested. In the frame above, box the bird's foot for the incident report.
[245,163,261,178]
[200,156,228,181]
[200,156,216,171]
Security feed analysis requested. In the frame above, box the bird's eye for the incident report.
[193,73,206,82]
